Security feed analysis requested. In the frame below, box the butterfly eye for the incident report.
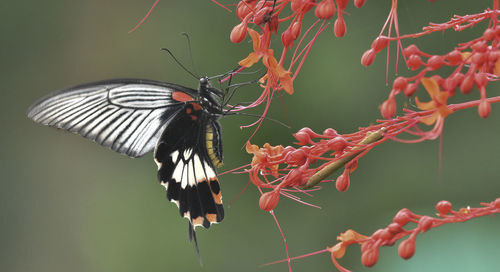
[199,77,209,86]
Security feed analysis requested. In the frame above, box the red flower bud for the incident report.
[471,52,487,65]
[446,50,463,65]
[334,17,346,37]
[404,83,418,97]
[393,76,408,92]
[361,248,379,267]
[281,28,294,48]
[388,222,403,234]
[291,21,302,39]
[322,128,338,138]
[426,55,445,70]
[493,198,500,209]
[259,190,280,211]
[483,28,495,40]
[436,200,452,215]
[393,208,412,226]
[361,49,376,66]
[327,136,348,152]
[284,148,307,165]
[371,36,390,53]
[398,238,416,259]
[372,228,393,241]
[403,44,421,58]
[230,22,248,43]
[430,75,444,86]
[291,0,315,13]
[407,55,423,70]
[478,99,491,118]
[253,6,270,25]
[237,1,256,21]
[418,216,433,232]
[460,74,474,94]
[335,171,350,192]
[381,97,396,119]
[471,40,487,52]
[315,0,336,20]
[335,0,348,10]
[354,0,366,8]
[474,72,488,88]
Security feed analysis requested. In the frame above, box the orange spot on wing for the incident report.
[206,213,217,223]
[172,91,193,102]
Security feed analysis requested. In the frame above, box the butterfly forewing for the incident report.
[27,79,195,157]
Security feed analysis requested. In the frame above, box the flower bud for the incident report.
[361,49,376,66]
[253,6,270,25]
[335,0,348,10]
[474,72,488,88]
[418,216,433,232]
[436,200,452,215]
[426,55,445,70]
[327,136,348,152]
[334,17,346,37]
[361,248,379,267]
[460,74,474,94]
[381,97,396,119]
[354,0,366,8]
[388,222,403,234]
[446,50,463,65]
[371,36,389,53]
[322,128,338,138]
[392,77,408,92]
[393,208,412,226]
[403,44,420,57]
[403,83,418,97]
[237,0,256,21]
[408,55,423,70]
[471,40,487,52]
[230,22,247,43]
[335,171,350,192]
[398,238,415,259]
[259,190,280,211]
[478,99,491,118]
[315,0,336,19]
[483,28,495,40]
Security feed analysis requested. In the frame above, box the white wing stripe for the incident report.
[27,81,187,157]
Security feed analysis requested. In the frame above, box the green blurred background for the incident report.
[1,1,499,271]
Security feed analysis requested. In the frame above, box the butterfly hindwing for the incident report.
[27,79,197,157]
[154,102,224,229]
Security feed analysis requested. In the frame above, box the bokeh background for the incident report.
[1,1,499,271]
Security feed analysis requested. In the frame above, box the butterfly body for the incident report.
[27,77,226,235]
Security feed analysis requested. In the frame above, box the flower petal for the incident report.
[419,112,438,125]
[239,52,261,68]
[421,77,440,100]
[415,97,436,111]
[247,28,261,52]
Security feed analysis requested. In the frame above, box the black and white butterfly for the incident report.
[27,76,227,249]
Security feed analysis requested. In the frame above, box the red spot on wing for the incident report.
[191,103,202,111]
[172,91,193,102]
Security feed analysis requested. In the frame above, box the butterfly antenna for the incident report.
[188,222,203,265]
[224,110,291,129]
[161,48,199,80]
[181,32,201,78]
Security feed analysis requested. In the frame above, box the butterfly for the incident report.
[27,76,227,249]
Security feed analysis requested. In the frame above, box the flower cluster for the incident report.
[244,91,500,211]
[361,2,500,120]
[226,0,369,128]
[266,198,500,271]
[326,198,500,271]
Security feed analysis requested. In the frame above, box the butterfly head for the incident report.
[198,77,224,113]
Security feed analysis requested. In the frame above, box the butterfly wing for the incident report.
[154,102,224,229]
[27,79,197,158]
